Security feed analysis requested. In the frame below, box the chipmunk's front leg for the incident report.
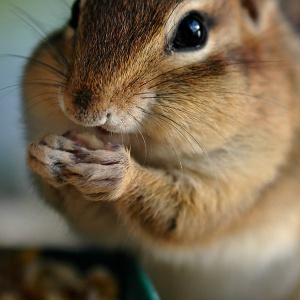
[27,132,220,246]
[114,167,211,246]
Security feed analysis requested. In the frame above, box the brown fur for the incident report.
[23,0,300,299]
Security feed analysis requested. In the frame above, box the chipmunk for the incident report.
[23,0,300,299]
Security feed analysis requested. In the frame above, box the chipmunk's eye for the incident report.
[172,12,208,51]
[69,0,81,30]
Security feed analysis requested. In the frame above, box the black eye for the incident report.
[69,0,81,30]
[172,12,208,51]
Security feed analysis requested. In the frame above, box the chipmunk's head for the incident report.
[24,0,297,163]
[58,0,293,152]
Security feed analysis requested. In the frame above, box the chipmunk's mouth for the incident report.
[95,126,122,143]
[96,126,112,136]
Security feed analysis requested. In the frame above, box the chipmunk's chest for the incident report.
[143,227,300,300]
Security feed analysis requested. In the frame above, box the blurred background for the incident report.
[0,0,81,247]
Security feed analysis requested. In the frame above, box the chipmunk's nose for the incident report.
[61,87,113,127]
[74,89,92,110]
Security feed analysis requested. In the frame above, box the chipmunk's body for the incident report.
[24,0,300,299]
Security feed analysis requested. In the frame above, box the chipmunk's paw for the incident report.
[27,134,80,188]
[27,132,134,201]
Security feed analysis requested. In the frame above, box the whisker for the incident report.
[164,2,182,39]
[139,84,288,111]
[5,54,66,79]
[155,102,239,155]
[0,79,59,102]
[26,90,63,101]
[141,58,285,90]
[146,62,229,90]
[11,6,70,73]
[23,78,65,86]
[133,107,184,172]
[167,136,184,174]
[25,96,59,114]
[139,106,221,191]
[138,106,206,163]
[0,86,20,102]
[127,111,148,164]
[44,106,62,124]
[140,94,242,126]
[0,81,62,93]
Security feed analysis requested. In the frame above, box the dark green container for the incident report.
[0,249,159,300]
[40,249,160,300]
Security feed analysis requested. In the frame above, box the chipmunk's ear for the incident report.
[241,0,259,23]
[241,0,278,26]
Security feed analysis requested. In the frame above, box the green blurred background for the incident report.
[0,0,81,247]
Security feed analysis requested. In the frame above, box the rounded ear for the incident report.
[241,0,259,22]
[241,0,279,27]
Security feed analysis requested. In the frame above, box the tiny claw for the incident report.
[104,143,121,151]
[72,147,89,163]
[63,130,77,139]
